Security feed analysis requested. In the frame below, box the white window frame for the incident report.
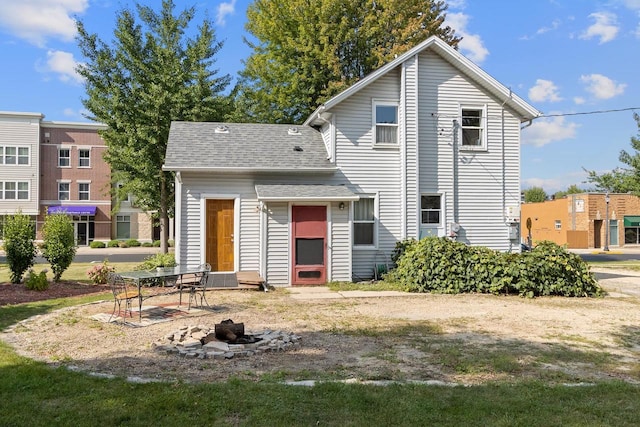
[372,99,399,147]
[459,104,488,151]
[420,193,442,226]
[78,182,90,200]
[353,194,378,248]
[4,182,16,199]
[58,181,70,200]
[58,148,70,167]
[17,182,29,200]
[116,215,131,239]
[4,146,17,165]
[78,148,90,167]
[555,220,562,230]
[18,147,29,165]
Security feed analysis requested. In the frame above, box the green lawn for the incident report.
[1,260,640,425]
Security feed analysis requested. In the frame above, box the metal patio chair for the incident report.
[177,263,212,309]
[108,272,140,322]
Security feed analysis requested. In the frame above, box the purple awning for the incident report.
[47,206,97,216]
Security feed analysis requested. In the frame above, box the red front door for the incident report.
[291,206,327,285]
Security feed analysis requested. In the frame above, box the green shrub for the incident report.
[136,253,176,270]
[141,242,153,247]
[24,268,49,291]
[107,240,120,248]
[41,213,77,282]
[152,240,161,247]
[387,237,601,298]
[125,239,141,247]
[89,240,106,248]
[86,260,115,284]
[3,211,37,284]
[168,239,174,247]
[118,241,129,248]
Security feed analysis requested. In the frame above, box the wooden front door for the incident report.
[206,199,234,272]
[291,205,327,285]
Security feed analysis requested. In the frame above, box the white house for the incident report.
[164,36,541,287]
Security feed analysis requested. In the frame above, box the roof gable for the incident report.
[304,36,540,125]
[164,122,334,172]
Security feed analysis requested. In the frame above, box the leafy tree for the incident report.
[523,186,548,203]
[585,113,640,194]
[41,214,77,282]
[3,212,36,284]
[76,0,231,253]
[232,0,460,124]
[553,184,585,200]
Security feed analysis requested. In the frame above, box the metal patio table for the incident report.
[119,265,210,321]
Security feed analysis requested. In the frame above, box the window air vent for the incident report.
[288,127,301,135]
[293,145,303,152]
[215,125,229,134]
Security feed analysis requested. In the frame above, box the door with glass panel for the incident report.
[291,206,327,285]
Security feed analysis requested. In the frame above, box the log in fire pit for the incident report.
[211,319,262,344]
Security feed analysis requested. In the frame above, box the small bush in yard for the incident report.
[41,213,77,282]
[136,253,176,270]
[387,237,601,297]
[89,240,106,248]
[86,260,115,284]
[125,239,141,247]
[107,240,120,248]
[3,211,37,284]
[24,268,49,291]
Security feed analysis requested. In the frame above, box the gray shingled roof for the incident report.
[164,122,335,172]
[255,184,359,201]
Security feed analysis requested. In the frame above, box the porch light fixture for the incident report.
[339,202,345,210]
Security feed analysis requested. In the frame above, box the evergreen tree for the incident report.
[76,0,231,252]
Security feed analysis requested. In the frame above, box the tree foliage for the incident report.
[3,212,36,284]
[553,184,585,200]
[232,0,460,124]
[75,0,231,252]
[585,113,640,193]
[41,214,77,282]
[523,186,548,203]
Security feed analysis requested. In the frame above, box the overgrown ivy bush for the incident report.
[2,212,37,284]
[386,237,601,298]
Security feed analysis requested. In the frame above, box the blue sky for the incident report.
[1,0,639,194]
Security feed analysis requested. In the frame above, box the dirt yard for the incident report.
[2,268,640,385]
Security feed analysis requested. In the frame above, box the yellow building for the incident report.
[521,193,640,249]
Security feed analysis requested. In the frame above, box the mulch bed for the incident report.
[0,282,111,306]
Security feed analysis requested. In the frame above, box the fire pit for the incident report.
[152,320,301,359]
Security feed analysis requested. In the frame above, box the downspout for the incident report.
[501,91,511,251]
[174,171,182,264]
[452,120,459,224]
[400,61,407,239]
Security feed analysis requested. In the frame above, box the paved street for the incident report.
[0,246,163,264]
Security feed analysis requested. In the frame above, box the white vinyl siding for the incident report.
[0,114,40,214]
[266,202,289,285]
[330,69,402,279]
[330,201,351,282]
[417,51,521,250]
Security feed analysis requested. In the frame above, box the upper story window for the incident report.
[373,100,398,146]
[78,149,90,167]
[58,182,70,200]
[0,181,29,200]
[353,196,376,247]
[58,148,70,167]
[421,194,442,225]
[460,105,487,149]
[79,183,90,200]
[0,146,29,165]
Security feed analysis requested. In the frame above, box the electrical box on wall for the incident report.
[508,223,519,240]
[505,205,520,223]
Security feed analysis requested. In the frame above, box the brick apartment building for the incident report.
[521,193,640,249]
[0,111,161,245]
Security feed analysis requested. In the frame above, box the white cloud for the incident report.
[0,0,87,47]
[38,50,84,84]
[573,96,586,105]
[445,12,489,63]
[622,0,640,10]
[446,0,466,9]
[521,116,579,147]
[580,73,626,99]
[522,171,589,194]
[580,12,619,44]
[216,0,237,26]
[528,79,563,102]
[520,19,561,40]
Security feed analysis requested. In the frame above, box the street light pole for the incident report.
[604,192,610,252]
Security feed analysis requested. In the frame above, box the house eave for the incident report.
[163,166,337,174]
